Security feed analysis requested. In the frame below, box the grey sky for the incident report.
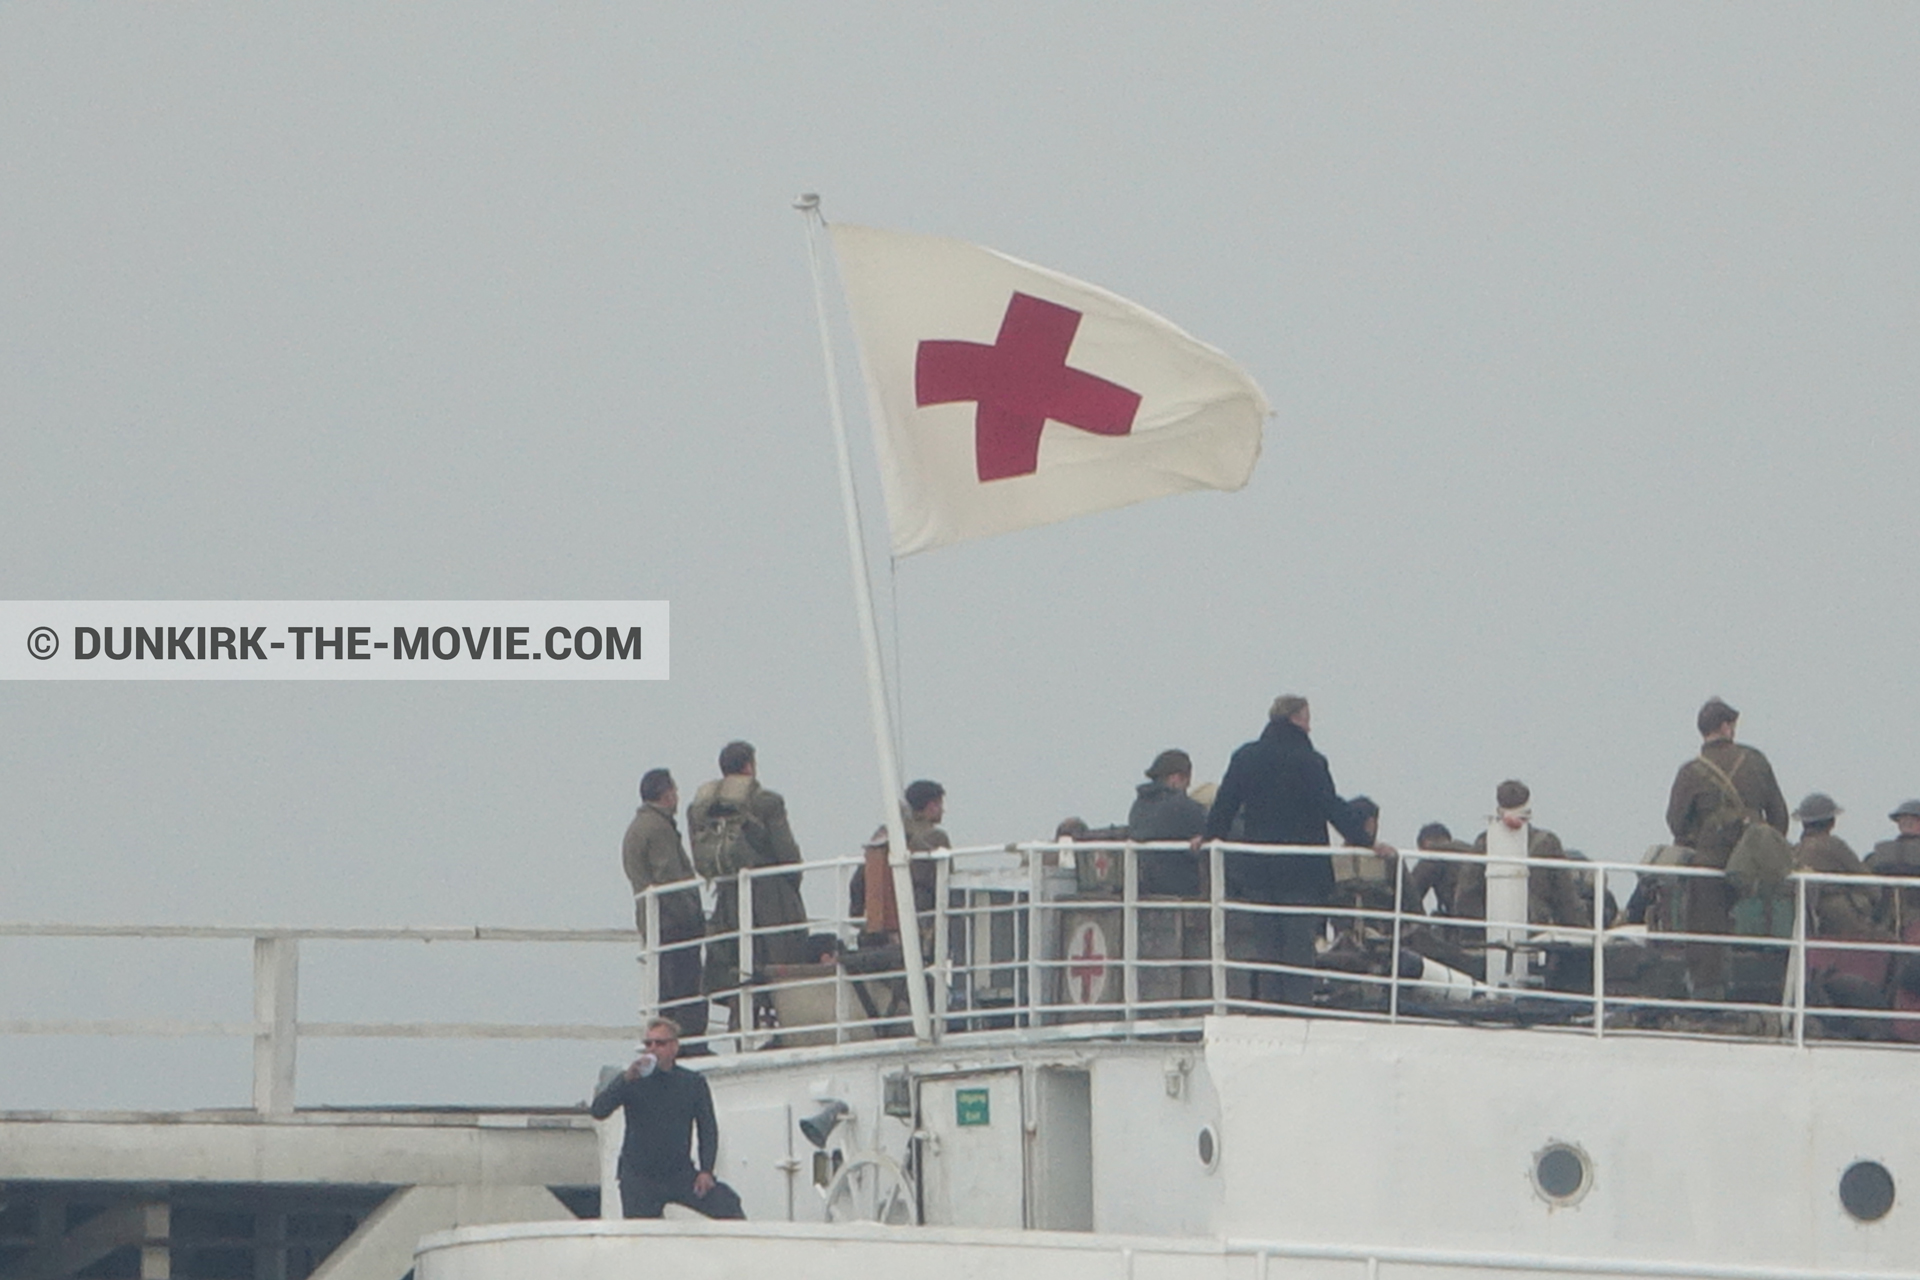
[4,5,1918,1109]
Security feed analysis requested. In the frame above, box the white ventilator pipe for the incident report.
[1484,818,1530,990]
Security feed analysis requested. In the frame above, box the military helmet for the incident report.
[1890,799,1920,822]
[1793,793,1841,824]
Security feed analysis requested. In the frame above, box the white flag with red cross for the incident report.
[829,223,1269,557]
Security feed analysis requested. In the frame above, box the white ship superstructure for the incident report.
[5,838,1917,1280]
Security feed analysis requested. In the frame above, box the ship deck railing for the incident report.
[636,839,1920,1056]
[4,842,1916,1116]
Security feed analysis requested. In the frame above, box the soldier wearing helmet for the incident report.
[1792,793,1880,940]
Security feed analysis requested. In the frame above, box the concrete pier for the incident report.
[0,1106,598,1280]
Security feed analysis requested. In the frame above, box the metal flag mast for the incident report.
[793,193,934,1044]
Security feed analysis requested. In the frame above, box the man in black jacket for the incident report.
[1201,695,1391,1006]
[589,1017,745,1219]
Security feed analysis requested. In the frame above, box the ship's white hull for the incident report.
[415,1219,1911,1280]
[426,1015,1918,1279]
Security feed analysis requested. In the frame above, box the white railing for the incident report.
[643,841,1920,1054]
[0,923,646,1116]
[5,845,1914,1117]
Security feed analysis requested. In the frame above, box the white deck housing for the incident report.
[5,839,1916,1279]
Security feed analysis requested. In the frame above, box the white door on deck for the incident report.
[719,1101,795,1221]
[917,1070,1024,1228]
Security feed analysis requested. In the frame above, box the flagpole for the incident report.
[793,193,934,1044]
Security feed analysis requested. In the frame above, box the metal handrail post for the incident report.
[1028,842,1046,1028]
[1123,842,1140,1028]
[1210,842,1227,1016]
[251,934,299,1117]
[1591,866,1606,1039]
[736,867,754,1041]
[1387,853,1405,1024]
[641,890,662,1018]
[1791,874,1809,1047]
[838,856,853,945]
[961,874,977,1023]
[834,935,850,1047]
[932,855,951,1042]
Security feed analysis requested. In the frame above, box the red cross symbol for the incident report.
[916,293,1142,482]
[1067,921,1110,1005]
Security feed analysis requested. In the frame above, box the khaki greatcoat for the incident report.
[1460,826,1592,926]
[621,802,706,943]
[1796,831,1883,940]
[1866,834,1920,934]
[688,774,810,986]
[1666,739,1789,997]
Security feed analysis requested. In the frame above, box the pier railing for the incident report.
[0,923,645,1116]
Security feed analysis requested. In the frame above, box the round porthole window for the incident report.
[1532,1142,1591,1205]
[1839,1161,1895,1223]
[1197,1124,1220,1172]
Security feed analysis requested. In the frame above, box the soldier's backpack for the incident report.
[1726,822,1795,897]
[1695,753,1793,897]
[691,798,761,882]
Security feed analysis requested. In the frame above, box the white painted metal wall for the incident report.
[681,1039,1222,1236]
[633,1013,1917,1275]
[1207,1017,1915,1270]
[1088,1049,1223,1238]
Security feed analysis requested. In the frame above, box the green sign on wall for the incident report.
[955,1087,991,1127]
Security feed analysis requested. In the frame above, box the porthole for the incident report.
[1532,1142,1591,1205]
[1840,1161,1895,1223]
[1197,1124,1220,1172]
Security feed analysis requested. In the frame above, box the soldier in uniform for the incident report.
[849,779,951,929]
[904,780,950,847]
[1403,823,1486,980]
[1865,799,1920,935]
[688,741,810,1017]
[1798,794,1898,1037]
[1330,797,1396,952]
[1401,784,1590,984]
[1665,698,1789,1002]
[621,768,708,1043]
[1869,800,1920,866]
[1470,780,1591,927]
[1793,793,1880,939]
[1409,823,1479,919]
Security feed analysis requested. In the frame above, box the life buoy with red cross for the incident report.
[1066,919,1111,1005]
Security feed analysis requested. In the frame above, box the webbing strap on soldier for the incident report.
[1694,751,1751,821]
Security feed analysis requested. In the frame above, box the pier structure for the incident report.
[0,924,631,1280]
